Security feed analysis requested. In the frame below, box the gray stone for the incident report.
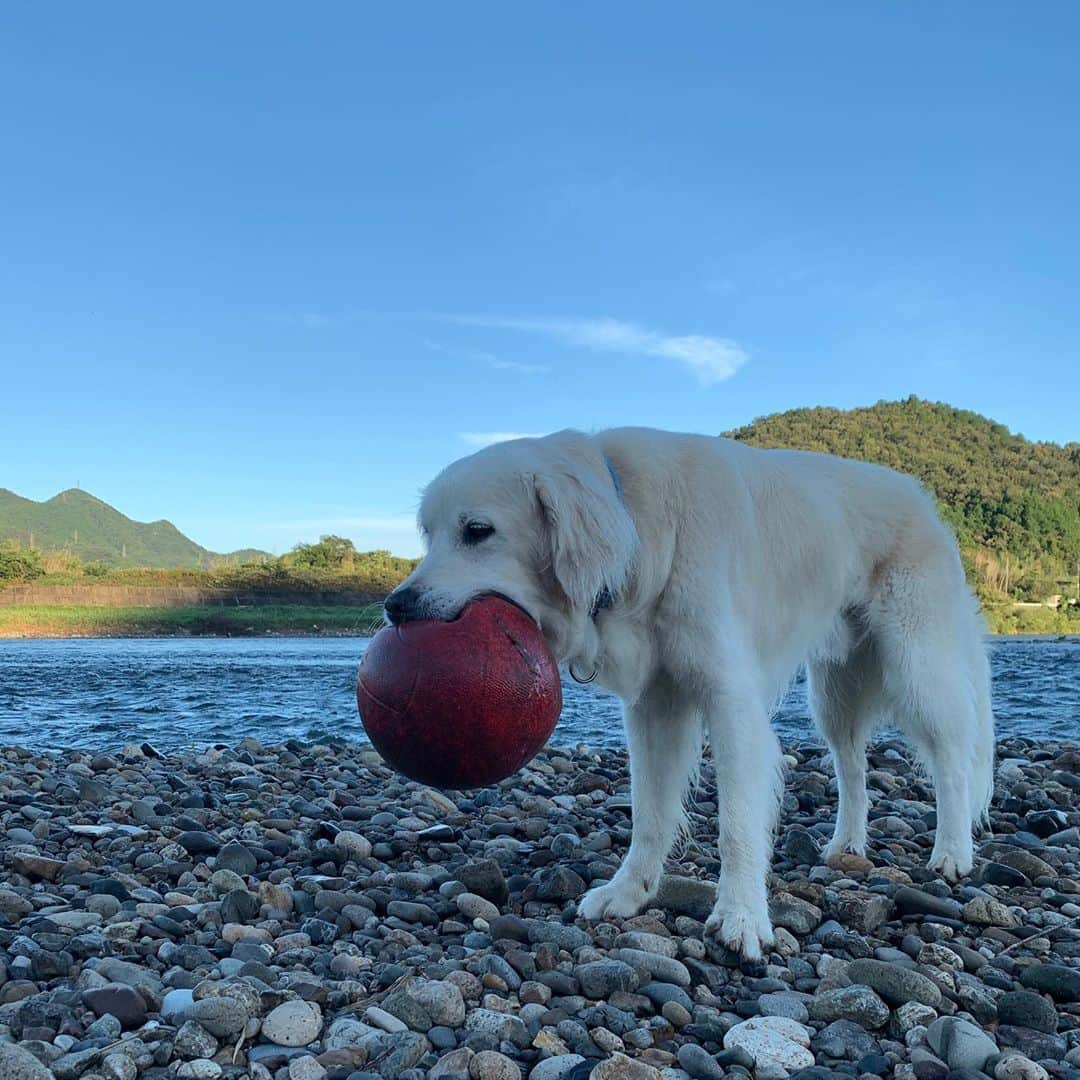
[576,960,639,999]
[809,985,890,1029]
[925,1016,998,1072]
[262,1000,324,1047]
[0,1043,56,1080]
[678,1043,726,1080]
[174,1020,220,1059]
[653,874,716,921]
[770,893,823,935]
[82,983,147,1028]
[190,994,251,1037]
[527,1057,587,1080]
[1019,963,1080,1002]
[613,948,691,987]
[812,1019,879,1061]
[846,958,943,1007]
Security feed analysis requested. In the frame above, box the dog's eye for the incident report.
[463,522,495,545]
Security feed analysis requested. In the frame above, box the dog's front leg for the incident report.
[705,686,783,961]
[580,679,701,920]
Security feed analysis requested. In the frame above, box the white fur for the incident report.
[388,427,995,959]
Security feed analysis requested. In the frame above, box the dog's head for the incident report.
[385,431,638,660]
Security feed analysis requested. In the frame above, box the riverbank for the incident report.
[0,603,385,638]
[1,601,1077,639]
[1,736,1079,1080]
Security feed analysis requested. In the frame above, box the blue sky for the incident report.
[3,4,1077,558]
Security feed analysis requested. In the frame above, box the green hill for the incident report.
[0,487,268,568]
[726,397,1080,605]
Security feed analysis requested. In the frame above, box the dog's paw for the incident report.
[579,877,649,921]
[704,902,774,962]
[928,845,973,883]
[823,834,867,861]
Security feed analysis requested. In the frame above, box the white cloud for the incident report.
[422,338,549,375]
[460,431,546,448]
[487,357,550,374]
[452,315,747,385]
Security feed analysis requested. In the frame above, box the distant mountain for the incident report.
[726,397,1080,601]
[0,488,269,568]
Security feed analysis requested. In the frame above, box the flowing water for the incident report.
[0,635,1076,752]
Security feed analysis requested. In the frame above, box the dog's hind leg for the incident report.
[808,635,884,860]
[872,571,989,882]
[579,676,701,921]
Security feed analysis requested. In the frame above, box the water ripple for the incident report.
[0,636,1076,751]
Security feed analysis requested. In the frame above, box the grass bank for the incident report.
[983,604,1080,635]
[0,603,385,638]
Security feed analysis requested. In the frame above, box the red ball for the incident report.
[357,595,562,788]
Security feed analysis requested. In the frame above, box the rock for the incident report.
[469,1050,521,1080]
[288,1057,327,1080]
[174,1019,220,1059]
[456,892,501,921]
[846,958,943,1007]
[995,1051,1049,1080]
[925,1017,998,1072]
[176,1062,222,1080]
[335,830,373,861]
[11,854,64,881]
[834,891,892,933]
[589,1053,664,1079]
[1019,963,1080,1002]
[162,988,195,1025]
[190,994,251,1037]
[825,852,876,874]
[82,982,148,1028]
[176,830,221,855]
[0,1043,56,1080]
[770,893,823,935]
[101,1054,138,1080]
[893,887,963,919]
[996,990,1058,1034]
[214,841,257,875]
[459,859,508,904]
[895,1002,939,1035]
[405,979,466,1027]
[653,875,716,920]
[963,897,1021,928]
[809,985,890,1028]
[677,1043,725,1080]
[535,866,586,901]
[724,1016,814,1074]
[783,827,821,865]
[262,1000,324,1046]
[529,1057,587,1080]
[994,849,1056,881]
[758,993,810,1023]
[811,1019,879,1061]
[430,1048,475,1080]
[613,948,691,987]
[576,960,639,998]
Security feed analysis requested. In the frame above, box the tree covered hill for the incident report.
[0,487,267,568]
[726,397,1080,603]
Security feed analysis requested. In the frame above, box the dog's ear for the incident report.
[533,462,638,610]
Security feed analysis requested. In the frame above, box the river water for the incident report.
[0,636,1076,752]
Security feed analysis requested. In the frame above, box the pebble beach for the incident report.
[2,736,1080,1080]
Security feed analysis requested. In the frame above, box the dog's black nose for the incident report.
[384,586,422,625]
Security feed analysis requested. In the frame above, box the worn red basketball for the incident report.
[356,595,562,788]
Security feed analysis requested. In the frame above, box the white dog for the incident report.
[384,427,994,959]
